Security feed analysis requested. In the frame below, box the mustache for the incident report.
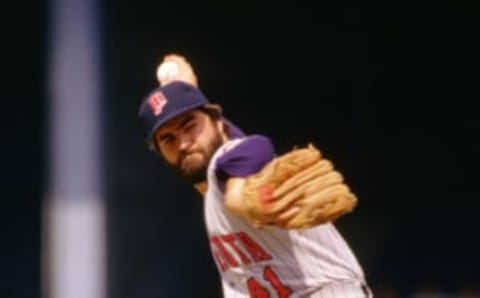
[178,150,201,164]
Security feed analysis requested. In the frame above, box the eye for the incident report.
[159,135,175,146]
[184,121,197,132]
[164,136,175,144]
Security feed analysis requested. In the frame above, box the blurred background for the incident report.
[2,0,478,297]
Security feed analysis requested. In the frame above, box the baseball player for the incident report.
[138,54,373,297]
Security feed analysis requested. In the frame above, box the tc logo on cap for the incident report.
[147,91,167,116]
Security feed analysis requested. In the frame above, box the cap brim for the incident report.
[147,101,206,142]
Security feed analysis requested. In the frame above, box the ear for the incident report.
[216,119,229,141]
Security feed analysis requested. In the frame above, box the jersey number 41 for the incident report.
[247,266,292,298]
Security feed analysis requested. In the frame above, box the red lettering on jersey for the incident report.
[210,236,239,272]
[236,232,272,263]
[210,245,229,272]
[222,234,251,265]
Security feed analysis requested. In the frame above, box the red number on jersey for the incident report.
[263,266,292,298]
[247,277,269,298]
[247,266,292,298]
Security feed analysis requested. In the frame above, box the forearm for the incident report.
[224,176,300,229]
[224,177,248,218]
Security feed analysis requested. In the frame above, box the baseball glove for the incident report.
[242,144,358,229]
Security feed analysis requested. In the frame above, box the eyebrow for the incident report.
[177,114,195,130]
[158,113,195,142]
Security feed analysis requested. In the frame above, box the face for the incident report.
[153,109,228,184]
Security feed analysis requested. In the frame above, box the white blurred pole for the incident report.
[43,0,105,297]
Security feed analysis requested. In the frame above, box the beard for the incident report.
[166,130,225,184]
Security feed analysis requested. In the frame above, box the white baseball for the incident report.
[156,61,180,84]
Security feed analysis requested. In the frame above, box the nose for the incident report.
[178,133,192,151]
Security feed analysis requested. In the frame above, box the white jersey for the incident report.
[204,139,371,298]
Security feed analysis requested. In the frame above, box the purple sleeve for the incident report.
[215,135,276,193]
[222,117,246,139]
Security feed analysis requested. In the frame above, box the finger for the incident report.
[163,53,185,61]
[275,206,301,225]
[322,194,357,222]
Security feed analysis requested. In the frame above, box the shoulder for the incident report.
[232,134,273,152]
[215,134,276,178]
[218,135,275,165]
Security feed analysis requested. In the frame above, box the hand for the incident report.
[156,53,198,87]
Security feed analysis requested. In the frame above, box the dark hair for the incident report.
[150,104,226,155]
[200,105,236,139]
[199,104,222,119]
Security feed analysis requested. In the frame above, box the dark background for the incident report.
[3,0,478,297]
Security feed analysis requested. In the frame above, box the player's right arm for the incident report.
[157,53,246,139]
[156,53,198,87]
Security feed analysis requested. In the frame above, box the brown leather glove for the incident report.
[242,144,358,229]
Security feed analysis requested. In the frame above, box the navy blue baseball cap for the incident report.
[138,81,221,145]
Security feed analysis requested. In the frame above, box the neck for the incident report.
[194,135,230,197]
